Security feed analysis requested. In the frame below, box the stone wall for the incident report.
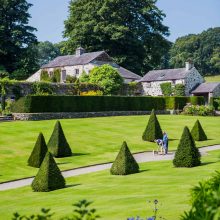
[213,84,220,97]
[184,67,204,96]
[5,82,102,98]
[13,110,170,121]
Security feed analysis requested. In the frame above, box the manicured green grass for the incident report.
[205,74,220,82]
[0,115,220,182]
[0,150,220,220]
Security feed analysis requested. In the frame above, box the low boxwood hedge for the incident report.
[11,95,205,113]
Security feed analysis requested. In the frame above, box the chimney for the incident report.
[185,60,194,71]
[75,47,85,56]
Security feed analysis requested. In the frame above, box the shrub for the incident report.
[40,70,50,82]
[142,109,163,142]
[182,104,214,116]
[174,84,185,96]
[31,151,66,192]
[160,82,172,96]
[28,133,48,168]
[110,141,139,175]
[79,71,90,83]
[173,126,201,167]
[80,90,103,96]
[66,75,77,83]
[32,82,54,95]
[89,64,124,95]
[210,97,220,110]
[47,121,72,158]
[181,171,220,220]
[191,120,207,141]
[51,69,61,83]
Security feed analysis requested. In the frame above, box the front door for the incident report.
[61,70,66,82]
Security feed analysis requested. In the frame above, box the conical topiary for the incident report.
[28,133,48,168]
[110,141,139,175]
[142,109,163,141]
[173,126,201,167]
[31,151,66,192]
[191,120,207,141]
[48,121,72,158]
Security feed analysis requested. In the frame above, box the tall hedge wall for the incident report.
[11,95,205,113]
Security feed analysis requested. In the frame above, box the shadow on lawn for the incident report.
[72,153,90,157]
[201,161,219,166]
[139,169,149,173]
[66,184,81,188]
[168,138,179,141]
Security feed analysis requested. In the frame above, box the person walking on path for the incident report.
[163,132,169,154]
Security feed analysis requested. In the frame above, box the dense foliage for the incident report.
[0,0,38,79]
[37,41,61,67]
[173,84,185,96]
[170,27,220,75]
[31,152,66,192]
[191,120,207,141]
[11,95,204,113]
[28,133,48,168]
[89,65,123,95]
[173,126,201,167]
[110,141,139,175]
[182,104,215,116]
[47,121,72,158]
[63,0,170,75]
[210,97,220,110]
[160,82,172,96]
[142,109,163,141]
[182,171,220,220]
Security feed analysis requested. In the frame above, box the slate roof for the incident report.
[191,82,220,94]
[140,68,193,82]
[118,67,141,80]
[41,51,106,68]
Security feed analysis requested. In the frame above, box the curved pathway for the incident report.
[0,145,220,191]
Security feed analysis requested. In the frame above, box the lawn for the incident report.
[205,74,220,82]
[0,115,220,183]
[0,150,220,220]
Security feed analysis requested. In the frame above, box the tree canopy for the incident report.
[0,0,38,79]
[89,64,123,95]
[170,27,220,76]
[63,0,170,75]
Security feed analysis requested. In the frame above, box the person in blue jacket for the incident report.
[163,131,169,154]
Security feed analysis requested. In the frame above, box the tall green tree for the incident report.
[63,0,170,75]
[170,27,220,75]
[0,0,37,79]
[37,41,61,67]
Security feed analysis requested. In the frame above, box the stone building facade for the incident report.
[140,62,204,96]
[27,48,141,84]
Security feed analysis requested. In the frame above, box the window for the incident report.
[75,69,79,75]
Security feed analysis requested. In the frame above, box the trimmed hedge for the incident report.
[28,133,48,168]
[142,109,163,142]
[31,152,66,192]
[48,121,72,158]
[191,120,207,141]
[173,126,201,168]
[110,141,139,175]
[11,95,205,113]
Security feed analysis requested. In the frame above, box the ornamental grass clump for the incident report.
[48,121,72,158]
[28,133,48,168]
[31,152,65,192]
[110,141,139,175]
[142,109,163,142]
[191,120,207,141]
[173,126,201,167]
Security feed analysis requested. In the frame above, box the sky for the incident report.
[28,0,220,43]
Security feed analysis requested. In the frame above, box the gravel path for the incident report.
[0,144,220,191]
